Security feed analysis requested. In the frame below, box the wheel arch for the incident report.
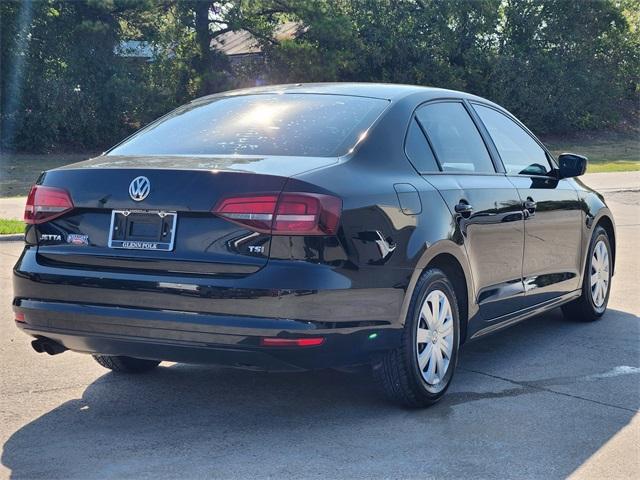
[426,253,470,344]
[595,214,616,276]
[400,241,476,344]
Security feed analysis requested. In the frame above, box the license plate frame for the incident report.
[108,210,177,251]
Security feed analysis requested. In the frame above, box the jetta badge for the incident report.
[129,176,150,201]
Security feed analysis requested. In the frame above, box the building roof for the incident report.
[210,21,301,56]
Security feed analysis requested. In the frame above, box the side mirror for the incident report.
[558,153,588,178]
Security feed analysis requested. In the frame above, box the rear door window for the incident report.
[108,94,389,158]
[473,104,552,176]
[416,102,495,173]
[405,118,439,173]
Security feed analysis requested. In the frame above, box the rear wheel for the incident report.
[562,226,612,322]
[373,268,460,407]
[92,355,160,373]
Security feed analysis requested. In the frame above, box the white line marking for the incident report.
[584,366,640,381]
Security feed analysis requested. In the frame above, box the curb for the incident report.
[0,234,23,242]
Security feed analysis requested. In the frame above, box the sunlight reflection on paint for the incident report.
[347,129,369,155]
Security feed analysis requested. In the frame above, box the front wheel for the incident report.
[373,268,460,407]
[562,225,612,322]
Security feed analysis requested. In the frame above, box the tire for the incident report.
[562,225,612,322]
[92,355,160,373]
[373,268,460,408]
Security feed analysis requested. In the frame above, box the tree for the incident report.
[264,0,500,90]
[1,0,637,151]
[1,0,156,151]
[488,0,639,132]
[263,0,638,134]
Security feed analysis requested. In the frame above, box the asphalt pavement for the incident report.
[0,173,638,479]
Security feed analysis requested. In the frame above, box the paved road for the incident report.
[0,198,25,221]
[0,177,638,479]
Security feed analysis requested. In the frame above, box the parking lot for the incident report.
[1,173,638,479]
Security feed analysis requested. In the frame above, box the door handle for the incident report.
[455,202,473,217]
[523,198,537,215]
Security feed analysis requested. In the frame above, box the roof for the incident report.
[211,21,301,56]
[193,82,482,103]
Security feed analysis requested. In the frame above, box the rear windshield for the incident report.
[108,93,389,158]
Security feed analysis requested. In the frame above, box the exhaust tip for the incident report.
[31,338,67,355]
[31,339,44,353]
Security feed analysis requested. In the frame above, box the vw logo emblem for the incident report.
[129,176,150,202]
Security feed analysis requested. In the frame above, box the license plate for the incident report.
[108,210,177,251]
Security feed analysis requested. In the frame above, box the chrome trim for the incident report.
[107,210,177,251]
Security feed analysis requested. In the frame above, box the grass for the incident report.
[0,219,24,235]
[541,129,639,173]
[0,152,99,198]
[581,161,640,173]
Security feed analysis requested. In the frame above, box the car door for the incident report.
[406,100,526,321]
[471,103,583,307]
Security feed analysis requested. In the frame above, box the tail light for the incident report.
[213,192,341,235]
[24,185,74,224]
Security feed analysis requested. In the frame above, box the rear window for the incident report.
[108,94,389,158]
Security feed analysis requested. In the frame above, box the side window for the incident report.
[405,118,439,173]
[415,102,495,173]
[473,104,551,176]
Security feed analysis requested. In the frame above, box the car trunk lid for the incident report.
[31,155,337,276]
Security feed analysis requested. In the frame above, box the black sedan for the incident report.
[13,83,615,407]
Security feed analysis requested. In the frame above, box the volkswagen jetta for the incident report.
[13,83,615,407]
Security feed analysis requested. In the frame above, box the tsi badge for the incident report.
[40,234,61,242]
[67,234,89,246]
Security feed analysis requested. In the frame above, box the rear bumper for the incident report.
[13,247,407,370]
[14,247,406,324]
[14,299,400,371]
